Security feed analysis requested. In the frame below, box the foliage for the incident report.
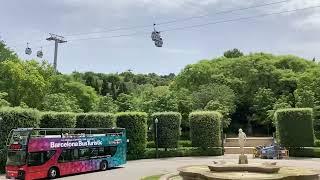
[224,48,244,58]
[41,93,83,112]
[275,108,314,147]
[151,112,182,149]
[0,92,10,107]
[205,100,231,128]
[40,112,76,128]
[294,89,315,108]
[76,113,115,128]
[252,88,276,125]
[63,82,99,112]
[189,111,222,149]
[147,140,192,148]
[313,106,320,139]
[93,95,118,113]
[116,93,136,112]
[289,147,320,158]
[0,40,18,62]
[0,107,40,173]
[0,60,54,107]
[315,140,320,147]
[116,112,148,158]
[134,147,222,160]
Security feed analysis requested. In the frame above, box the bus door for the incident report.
[26,150,56,178]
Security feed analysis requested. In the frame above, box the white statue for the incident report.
[238,128,247,155]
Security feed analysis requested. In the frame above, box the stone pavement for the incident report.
[1,155,320,180]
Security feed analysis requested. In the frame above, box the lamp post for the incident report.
[155,118,159,158]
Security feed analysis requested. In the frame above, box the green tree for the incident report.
[41,93,83,112]
[205,100,232,128]
[116,93,136,112]
[0,60,53,107]
[0,40,17,62]
[252,88,276,125]
[63,82,99,112]
[93,95,118,113]
[294,89,315,108]
[224,48,244,58]
[0,92,10,107]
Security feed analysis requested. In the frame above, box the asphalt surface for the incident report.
[1,155,320,180]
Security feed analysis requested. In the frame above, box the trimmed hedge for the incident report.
[76,113,115,128]
[116,112,148,159]
[289,147,320,158]
[275,108,314,147]
[40,112,76,128]
[147,140,192,148]
[128,147,222,160]
[151,112,181,149]
[189,111,222,149]
[314,106,320,139]
[0,107,41,173]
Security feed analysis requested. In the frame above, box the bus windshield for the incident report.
[8,130,30,146]
[6,151,26,166]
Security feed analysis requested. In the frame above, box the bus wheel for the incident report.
[48,167,59,179]
[100,161,108,171]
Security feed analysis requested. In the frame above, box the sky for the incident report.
[1,0,320,74]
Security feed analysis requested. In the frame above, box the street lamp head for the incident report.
[155,118,158,124]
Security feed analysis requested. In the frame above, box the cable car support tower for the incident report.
[46,33,67,71]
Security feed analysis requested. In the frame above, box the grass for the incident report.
[141,174,163,180]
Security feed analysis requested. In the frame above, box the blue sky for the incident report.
[1,0,320,74]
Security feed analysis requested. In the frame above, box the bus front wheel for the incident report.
[100,161,108,171]
[48,167,59,179]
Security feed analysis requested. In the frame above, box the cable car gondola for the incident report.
[25,43,32,55]
[37,47,43,58]
[151,23,163,47]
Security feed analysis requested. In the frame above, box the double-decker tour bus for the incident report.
[5,128,127,180]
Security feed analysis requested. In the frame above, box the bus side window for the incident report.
[90,147,99,158]
[72,149,79,161]
[28,151,55,166]
[104,146,117,157]
[79,148,90,160]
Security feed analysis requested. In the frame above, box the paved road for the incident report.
[1,155,320,180]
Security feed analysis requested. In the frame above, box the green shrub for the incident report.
[116,112,148,159]
[315,139,320,147]
[179,140,192,147]
[0,107,41,173]
[76,113,115,128]
[128,147,222,160]
[40,112,76,128]
[147,140,192,148]
[275,108,314,147]
[289,147,320,158]
[151,112,181,149]
[189,111,222,149]
[313,106,320,139]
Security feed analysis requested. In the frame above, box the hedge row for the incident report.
[151,112,181,149]
[147,140,192,148]
[76,113,115,128]
[128,147,223,160]
[116,112,148,159]
[189,111,222,149]
[289,147,320,158]
[0,107,41,173]
[275,108,314,147]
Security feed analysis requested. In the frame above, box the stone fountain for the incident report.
[161,129,319,180]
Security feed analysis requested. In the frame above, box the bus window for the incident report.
[79,148,90,160]
[58,149,72,163]
[28,151,55,166]
[72,149,79,160]
[90,148,99,158]
[97,146,117,157]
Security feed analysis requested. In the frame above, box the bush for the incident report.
[314,106,320,139]
[76,113,115,128]
[40,112,76,128]
[116,112,148,159]
[315,140,320,147]
[0,107,41,173]
[289,147,320,158]
[151,112,181,149]
[275,108,314,147]
[189,111,222,149]
[147,140,192,148]
[128,147,222,160]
